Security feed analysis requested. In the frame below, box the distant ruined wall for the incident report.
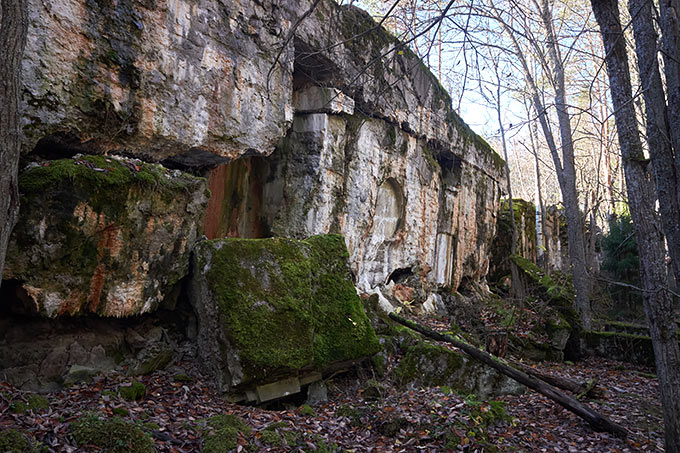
[10,0,505,315]
[489,199,569,286]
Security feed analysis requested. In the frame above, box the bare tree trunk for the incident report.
[537,0,591,329]
[591,0,680,449]
[0,1,28,282]
[527,107,550,267]
[494,76,525,301]
[491,0,591,328]
[656,0,680,293]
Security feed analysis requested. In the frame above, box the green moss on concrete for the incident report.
[583,330,660,367]
[8,154,206,317]
[394,341,466,389]
[422,145,442,174]
[204,237,315,378]
[490,200,537,284]
[586,330,650,340]
[305,234,381,366]
[509,333,563,362]
[511,255,574,307]
[502,199,537,248]
[19,156,203,218]
[202,234,379,385]
[71,414,154,453]
[545,313,571,335]
[0,429,37,453]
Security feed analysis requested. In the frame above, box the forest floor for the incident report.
[0,318,664,452]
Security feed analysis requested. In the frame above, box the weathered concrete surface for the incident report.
[20,0,502,168]
[3,155,208,317]
[21,0,295,160]
[255,109,502,297]
[189,234,380,396]
[0,313,185,390]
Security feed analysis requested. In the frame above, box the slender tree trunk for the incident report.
[656,0,680,291]
[496,82,524,301]
[527,108,550,266]
[0,1,28,282]
[591,1,680,449]
[492,0,591,328]
[537,0,591,329]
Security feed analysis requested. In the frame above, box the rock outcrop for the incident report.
[189,234,380,400]
[3,155,208,317]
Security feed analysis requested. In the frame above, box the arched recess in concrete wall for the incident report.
[373,178,405,240]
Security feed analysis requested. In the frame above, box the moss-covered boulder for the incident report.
[393,340,525,398]
[510,255,574,307]
[190,234,380,396]
[3,155,208,317]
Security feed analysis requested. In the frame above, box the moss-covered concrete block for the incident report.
[190,234,380,394]
[394,340,525,398]
[582,331,658,367]
[4,155,208,317]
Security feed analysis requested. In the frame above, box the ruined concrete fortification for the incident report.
[1,0,506,393]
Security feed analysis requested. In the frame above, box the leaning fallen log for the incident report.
[388,312,627,438]
[509,360,606,400]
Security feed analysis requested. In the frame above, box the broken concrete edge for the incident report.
[3,154,209,318]
[226,358,365,404]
